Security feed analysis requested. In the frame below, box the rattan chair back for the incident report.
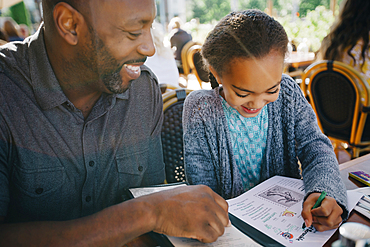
[302,60,370,158]
[161,89,192,182]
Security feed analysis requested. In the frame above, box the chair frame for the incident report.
[159,84,181,94]
[162,89,192,111]
[302,60,370,158]
[161,89,193,183]
[187,44,207,88]
[180,41,200,77]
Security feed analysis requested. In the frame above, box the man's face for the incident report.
[79,0,156,94]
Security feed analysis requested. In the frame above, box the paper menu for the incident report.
[227,176,362,247]
[167,225,262,247]
[351,187,370,220]
[129,183,262,246]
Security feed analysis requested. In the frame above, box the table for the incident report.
[286,52,316,69]
[339,153,370,190]
[284,51,316,78]
[324,153,370,247]
[126,154,370,247]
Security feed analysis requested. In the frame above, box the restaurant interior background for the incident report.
[0,0,353,163]
[0,0,343,54]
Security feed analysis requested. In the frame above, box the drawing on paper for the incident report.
[281,232,294,240]
[258,185,304,207]
[282,209,296,217]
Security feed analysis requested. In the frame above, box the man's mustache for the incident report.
[124,57,147,65]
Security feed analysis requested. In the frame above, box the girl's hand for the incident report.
[301,192,343,231]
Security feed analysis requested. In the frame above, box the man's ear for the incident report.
[53,2,84,45]
[208,65,222,85]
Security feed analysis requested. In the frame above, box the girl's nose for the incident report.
[248,96,265,110]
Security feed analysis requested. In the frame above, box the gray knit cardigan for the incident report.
[183,74,348,219]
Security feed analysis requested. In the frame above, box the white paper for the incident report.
[167,225,262,247]
[129,183,187,198]
[227,176,362,247]
[351,187,370,220]
[130,183,261,246]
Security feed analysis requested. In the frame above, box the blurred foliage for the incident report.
[190,0,231,23]
[299,0,330,16]
[239,0,281,12]
[188,0,339,52]
[1,1,32,28]
[239,0,266,10]
[278,6,335,52]
[299,0,344,16]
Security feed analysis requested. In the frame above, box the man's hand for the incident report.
[147,185,230,243]
[0,185,229,246]
[301,192,343,231]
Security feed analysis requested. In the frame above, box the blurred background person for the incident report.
[145,22,180,87]
[0,30,9,45]
[18,24,30,39]
[317,0,370,151]
[3,19,23,42]
[318,0,370,85]
[168,17,193,74]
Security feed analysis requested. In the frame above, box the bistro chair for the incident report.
[187,44,209,89]
[161,88,192,183]
[302,60,370,159]
[180,41,201,80]
[159,83,181,94]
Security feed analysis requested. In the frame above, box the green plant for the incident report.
[278,5,335,52]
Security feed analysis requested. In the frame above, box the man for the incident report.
[0,0,229,246]
[168,17,193,73]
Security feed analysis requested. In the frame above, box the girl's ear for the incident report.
[208,66,222,85]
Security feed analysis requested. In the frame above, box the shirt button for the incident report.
[138,166,143,172]
[89,161,95,167]
[85,196,91,202]
[35,188,43,194]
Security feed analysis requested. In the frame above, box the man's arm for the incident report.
[0,185,229,246]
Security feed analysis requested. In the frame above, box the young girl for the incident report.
[183,10,348,232]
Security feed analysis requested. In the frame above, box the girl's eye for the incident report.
[235,92,249,98]
[268,88,279,94]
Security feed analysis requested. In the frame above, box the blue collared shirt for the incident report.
[0,25,165,222]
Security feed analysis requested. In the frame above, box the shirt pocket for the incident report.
[115,147,149,189]
[11,165,65,198]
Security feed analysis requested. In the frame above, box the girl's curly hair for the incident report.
[201,9,288,88]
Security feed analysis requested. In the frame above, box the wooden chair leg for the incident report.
[352,147,359,159]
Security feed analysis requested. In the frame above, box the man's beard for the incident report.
[85,25,128,94]
[100,65,128,94]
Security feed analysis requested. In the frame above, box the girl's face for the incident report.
[211,50,284,118]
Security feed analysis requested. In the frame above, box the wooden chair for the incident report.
[159,84,181,94]
[187,44,209,89]
[180,41,201,80]
[161,89,192,183]
[302,60,370,159]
